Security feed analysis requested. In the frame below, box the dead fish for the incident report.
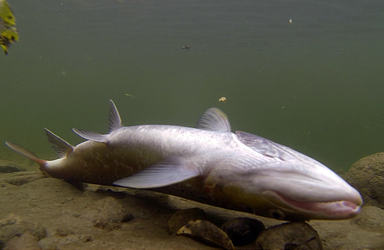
[5,100,362,221]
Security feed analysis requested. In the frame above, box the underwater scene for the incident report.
[0,0,383,249]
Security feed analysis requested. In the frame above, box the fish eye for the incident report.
[269,209,285,220]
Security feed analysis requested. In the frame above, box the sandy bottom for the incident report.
[0,169,383,250]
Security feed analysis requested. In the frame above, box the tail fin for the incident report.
[5,141,46,167]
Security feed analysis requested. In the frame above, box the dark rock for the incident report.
[168,208,206,234]
[3,172,45,186]
[177,219,235,250]
[221,217,265,246]
[0,165,22,173]
[255,222,322,250]
[344,153,384,208]
[0,160,24,174]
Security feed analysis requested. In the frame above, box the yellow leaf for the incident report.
[0,0,18,55]
[1,26,18,41]
[0,0,16,26]
[218,97,227,103]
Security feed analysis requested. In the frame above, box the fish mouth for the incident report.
[264,191,362,219]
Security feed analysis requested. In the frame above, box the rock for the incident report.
[4,232,41,250]
[221,217,265,246]
[255,222,322,250]
[344,152,384,208]
[177,219,235,250]
[2,171,45,186]
[310,205,384,250]
[38,234,93,250]
[0,165,22,173]
[85,196,134,231]
[168,208,206,234]
[0,214,46,243]
[0,160,24,173]
[352,205,384,231]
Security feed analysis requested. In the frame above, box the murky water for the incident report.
[1,0,384,171]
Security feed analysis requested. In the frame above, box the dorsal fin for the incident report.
[44,128,73,157]
[108,99,122,132]
[196,108,231,132]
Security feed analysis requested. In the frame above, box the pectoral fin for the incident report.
[113,158,201,188]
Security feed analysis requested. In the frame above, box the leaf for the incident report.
[0,0,18,55]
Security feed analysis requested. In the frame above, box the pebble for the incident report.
[255,222,322,250]
[168,208,206,234]
[221,217,265,246]
[177,219,235,250]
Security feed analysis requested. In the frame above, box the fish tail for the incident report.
[5,141,46,167]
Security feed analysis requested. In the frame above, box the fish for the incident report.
[5,100,362,221]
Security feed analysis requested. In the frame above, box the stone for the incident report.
[344,152,384,208]
[352,205,384,231]
[4,232,41,250]
[0,214,46,243]
[256,222,322,250]
[177,219,235,250]
[86,196,133,231]
[3,171,45,186]
[168,208,206,234]
[0,165,22,173]
[0,160,24,173]
[221,217,265,246]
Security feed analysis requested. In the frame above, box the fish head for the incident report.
[227,131,363,220]
[231,159,363,221]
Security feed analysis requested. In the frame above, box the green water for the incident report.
[1,0,384,171]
